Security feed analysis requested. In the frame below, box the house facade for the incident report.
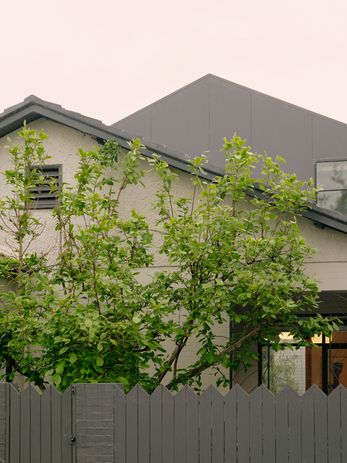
[113,74,347,394]
[1,79,347,393]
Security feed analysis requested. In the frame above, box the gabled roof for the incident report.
[1,94,118,141]
[0,94,220,177]
[113,74,347,182]
[1,92,347,235]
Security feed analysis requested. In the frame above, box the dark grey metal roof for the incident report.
[0,94,221,178]
[0,94,130,147]
[113,74,347,182]
[1,92,347,235]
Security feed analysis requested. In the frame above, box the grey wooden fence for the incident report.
[0,382,347,463]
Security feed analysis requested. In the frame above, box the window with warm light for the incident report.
[261,328,347,394]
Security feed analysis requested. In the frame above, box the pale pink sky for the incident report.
[1,0,346,125]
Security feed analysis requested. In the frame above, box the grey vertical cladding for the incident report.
[1,382,347,462]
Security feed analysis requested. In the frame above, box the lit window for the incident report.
[316,161,347,214]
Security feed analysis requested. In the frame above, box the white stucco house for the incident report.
[1,75,347,393]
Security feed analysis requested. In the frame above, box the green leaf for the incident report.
[69,353,78,364]
[52,374,61,386]
[97,342,103,352]
[55,361,65,375]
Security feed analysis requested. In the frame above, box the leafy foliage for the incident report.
[0,127,339,391]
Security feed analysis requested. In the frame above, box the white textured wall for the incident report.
[299,217,347,290]
[0,119,97,259]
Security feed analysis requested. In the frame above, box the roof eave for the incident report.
[1,98,347,235]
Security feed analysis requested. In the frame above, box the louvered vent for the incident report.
[29,164,62,209]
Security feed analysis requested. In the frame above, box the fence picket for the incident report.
[0,383,7,463]
[199,386,212,463]
[211,387,224,463]
[41,387,52,463]
[186,386,199,463]
[174,387,187,463]
[275,387,289,462]
[250,386,262,463]
[115,385,126,463]
[51,387,62,463]
[341,386,347,461]
[126,386,139,463]
[9,385,20,463]
[262,386,275,463]
[287,387,301,463]
[302,386,315,463]
[61,386,72,463]
[162,386,174,463]
[314,386,328,463]
[328,386,342,463]
[150,386,162,463]
[20,387,30,463]
[224,387,237,463]
[138,386,150,463]
[235,385,250,463]
[30,386,41,463]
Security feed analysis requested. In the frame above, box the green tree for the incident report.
[0,127,339,391]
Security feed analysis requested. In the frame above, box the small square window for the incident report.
[316,161,347,214]
[29,164,62,209]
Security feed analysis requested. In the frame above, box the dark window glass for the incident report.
[316,161,347,213]
[29,165,61,209]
